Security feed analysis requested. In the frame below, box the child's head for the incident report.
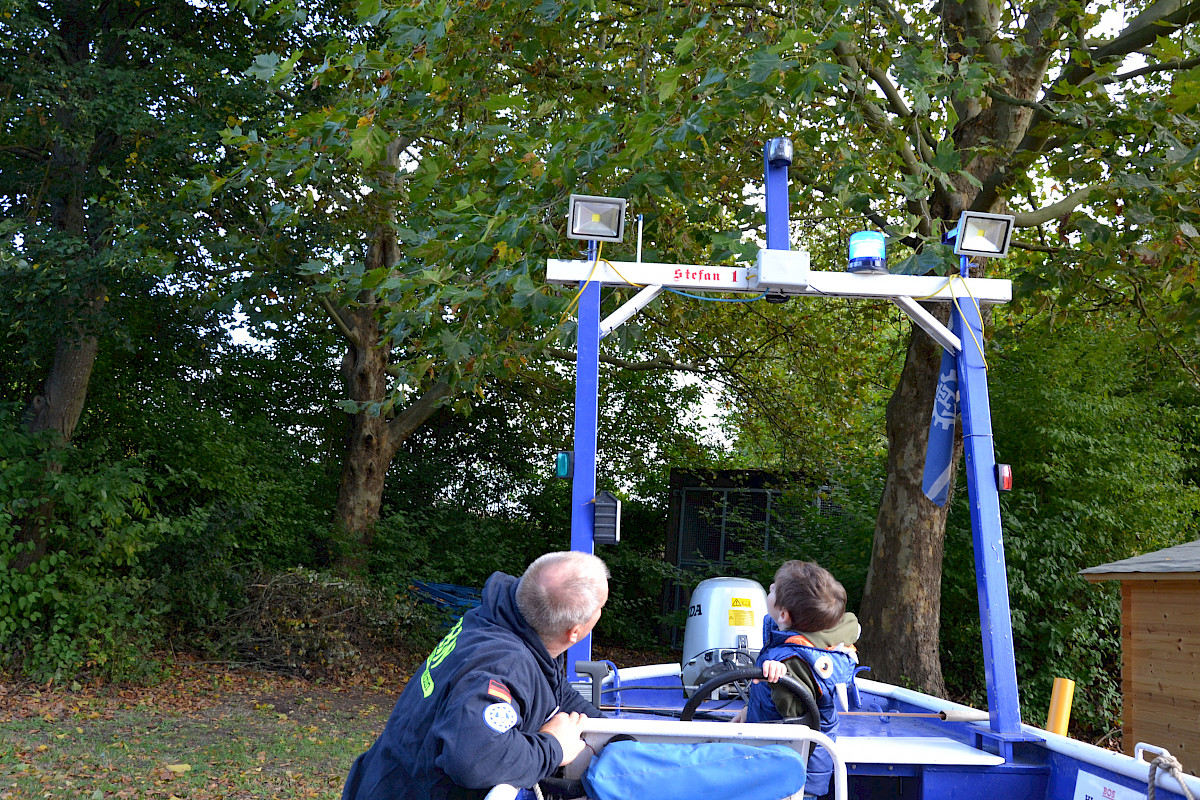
[768,560,846,632]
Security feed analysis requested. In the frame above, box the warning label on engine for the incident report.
[731,598,752,608]
[728,610,755,627]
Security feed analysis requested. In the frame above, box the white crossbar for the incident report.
[546,259,1012,305]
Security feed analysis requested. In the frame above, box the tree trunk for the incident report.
[13,65,105,570]
[330,198,453,568]
[858,307,962,696]
[331,307,456,567]
[334,304,396,565]
[13,317,103,572]
[332,302,454,568]
[328,135,457,570]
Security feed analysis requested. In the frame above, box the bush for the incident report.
[368,506,560,590]
[0,410,168,683]
[940,320,1200,739]
[147,503,258,652]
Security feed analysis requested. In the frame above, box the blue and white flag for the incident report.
[922,349,959,506]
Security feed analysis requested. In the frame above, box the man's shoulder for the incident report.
[444,620,544,677]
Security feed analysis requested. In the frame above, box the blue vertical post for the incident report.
[953,293,1023,736]
[764,138,792,251]
[567,240,600,678]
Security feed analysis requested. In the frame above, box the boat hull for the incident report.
[550,663,1200,800]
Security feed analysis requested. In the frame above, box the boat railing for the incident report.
[487,717,847,800]
[484,717,846,800]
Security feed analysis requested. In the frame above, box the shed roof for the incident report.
[1080,539,1200,582]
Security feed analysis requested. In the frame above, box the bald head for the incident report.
[516,551,609,653]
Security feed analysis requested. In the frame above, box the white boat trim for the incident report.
[837,736,1004,766]
[604,662,680,682]
[606,666,1200,797]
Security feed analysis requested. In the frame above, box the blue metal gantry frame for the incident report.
[562,142,1031,747]
[569,241,602,669]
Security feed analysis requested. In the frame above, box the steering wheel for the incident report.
[680,666,820,729]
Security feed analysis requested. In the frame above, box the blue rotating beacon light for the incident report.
[848,231,887,274]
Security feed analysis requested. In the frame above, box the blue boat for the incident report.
[491,142,1200,800]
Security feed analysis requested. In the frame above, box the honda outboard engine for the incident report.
[680,577,768,697]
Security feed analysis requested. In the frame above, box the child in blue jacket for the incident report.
[735,560,861,798]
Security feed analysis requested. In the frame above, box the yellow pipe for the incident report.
[1045,677,1076,735]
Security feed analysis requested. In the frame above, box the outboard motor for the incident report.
[680,577,768,697]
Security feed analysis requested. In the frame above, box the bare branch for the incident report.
[871,0,924,45]
[983,86,1065,121]
[1131,281,1200,386]
[318,295,357,343]
[1057,0,1200,93]
[976,0,1200,209]
[1101,55,1200,84]
[387,380,453,442]
[544,347,707,373]
[853,60,940,158]
[1010,239,1063,253]
[0,145,48,161]
[792,172,927,247]
[833,80,926,181]
[862,62,912,119]
[1012,186,1099,227]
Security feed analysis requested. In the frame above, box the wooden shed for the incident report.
[1080,539,1200,776]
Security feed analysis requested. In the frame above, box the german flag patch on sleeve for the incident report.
[487,679,512,703]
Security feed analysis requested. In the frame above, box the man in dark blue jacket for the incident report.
[341,551,609,800]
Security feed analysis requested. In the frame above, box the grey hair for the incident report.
[516,551,609,640]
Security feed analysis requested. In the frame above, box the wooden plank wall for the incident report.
[1122,580,1200,776]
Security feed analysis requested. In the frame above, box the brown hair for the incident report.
[773,560,846,632]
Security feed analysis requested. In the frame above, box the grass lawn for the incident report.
[0,663,403,800]
[0,645,672,800]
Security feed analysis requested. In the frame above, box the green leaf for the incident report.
[534,0,561,21]
[931,139,960,174]
[696,68,726,92]
[658,66,685,102]
[245,53,281,82]
[356,0,382,24]
[748,51,790,84]
[349,124,392,165]
[360,267,392,290]
[675,30,697,59]
[891,246,953,275]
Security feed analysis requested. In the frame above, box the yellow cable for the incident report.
[906,273,988,367]
[560,242,603,326]
[948,277,989,370]
[911,276,955,301]
[603,258,645,288]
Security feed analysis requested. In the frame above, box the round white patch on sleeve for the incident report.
[484,701,520,733]
[813,655,834,679]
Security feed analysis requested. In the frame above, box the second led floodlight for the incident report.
[567,194,627,242]
[954,211,1015,258]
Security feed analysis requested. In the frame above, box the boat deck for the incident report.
[561,664,1200,800]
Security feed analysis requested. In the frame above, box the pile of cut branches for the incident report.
[226,568,434,677]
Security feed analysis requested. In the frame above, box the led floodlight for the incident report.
[953,211,1015,258]
[567,194,627,242]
